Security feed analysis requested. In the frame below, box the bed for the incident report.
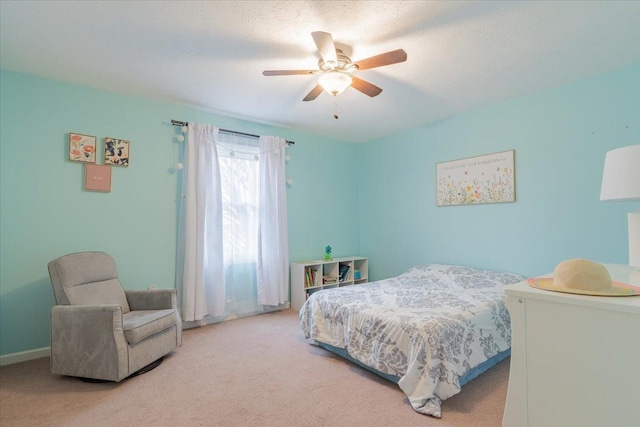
[299,263,525,418]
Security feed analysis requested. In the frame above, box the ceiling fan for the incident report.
[263,31,407,101]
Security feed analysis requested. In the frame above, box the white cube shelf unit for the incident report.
[290,256,368,310]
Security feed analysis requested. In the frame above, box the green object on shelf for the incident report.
[324,245,332,260]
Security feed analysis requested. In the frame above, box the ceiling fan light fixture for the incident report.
[263,31,406,102]
[318,71,352,96]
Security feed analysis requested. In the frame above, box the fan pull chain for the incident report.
[333,95,339,120]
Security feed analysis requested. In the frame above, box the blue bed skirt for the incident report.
[317,341,510,386]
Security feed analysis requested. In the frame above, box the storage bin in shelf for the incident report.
[290,256,369,310]
[353,258,368,282]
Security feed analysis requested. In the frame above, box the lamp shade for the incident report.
[318,72,352,96]
[600,145,640,201]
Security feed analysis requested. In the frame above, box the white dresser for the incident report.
[502,264,640,427]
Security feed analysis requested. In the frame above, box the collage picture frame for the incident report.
[69,132,130,193]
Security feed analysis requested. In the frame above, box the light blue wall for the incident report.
[0,70,359,356]
[2,63,639,357]
[358,63,640,281]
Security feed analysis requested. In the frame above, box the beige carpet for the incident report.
[0,309,509,426]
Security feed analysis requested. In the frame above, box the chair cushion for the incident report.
[66,278,131,312]
[122,309,177,345]
[48,252,131,313]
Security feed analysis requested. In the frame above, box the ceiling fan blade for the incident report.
[351,76,383,97]
[353,49,407,71]
[311,31,337,65]
[263,70,315,76]
[302,84,324,102]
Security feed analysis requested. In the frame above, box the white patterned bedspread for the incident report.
[300,264,524,418]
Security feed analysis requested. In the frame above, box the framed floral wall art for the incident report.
[85,164,112,192]
[104,137,130,167]
[69,133,97,163]
[436,150,515,206]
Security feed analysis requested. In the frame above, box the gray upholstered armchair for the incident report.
[47,251,181,382]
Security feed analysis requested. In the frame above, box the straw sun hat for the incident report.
[527,259,640,297]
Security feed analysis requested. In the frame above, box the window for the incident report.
[179,123,289,322]
[217,133,261,313]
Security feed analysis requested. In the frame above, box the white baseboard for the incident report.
[183,302,290,329]
[0,347,50,367]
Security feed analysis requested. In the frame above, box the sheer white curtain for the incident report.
[177,126,289,322]
[218,132,262,315]
[178,123,226,321]
[257,136,289,306]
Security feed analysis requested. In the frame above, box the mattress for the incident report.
[300,263,524,418]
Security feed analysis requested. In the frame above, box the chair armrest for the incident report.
[50,305,129,381]
[125,289,177,311]
[51,304,123,330]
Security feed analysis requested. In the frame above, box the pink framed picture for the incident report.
[69,133,97,163]
[85,164,112,192]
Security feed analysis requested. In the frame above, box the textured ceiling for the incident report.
[2,1,640,143]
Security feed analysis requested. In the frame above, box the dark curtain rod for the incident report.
[171,120,294,145]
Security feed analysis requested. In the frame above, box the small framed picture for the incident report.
[104,137,130,167]
[69,133,97,163]
[85,164,112,192]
